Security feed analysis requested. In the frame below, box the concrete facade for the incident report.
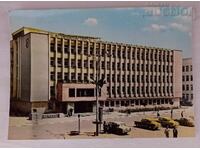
[182,58,193,103]
[10,27,182,114]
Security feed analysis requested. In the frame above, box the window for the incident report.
[57,58,62,67]
[107,74,110,82]
[50,57,55,67]
[117,49,121,58]
[57,72,62,81]
[50,86,55,96]
[122,63,125,71]
[90,60,94,68]
[71,59,76,68]
[69,88,75,97]
[191,85,193,90]
[186,75,189,81]
[50,72,55,81]
[191,65,192,71]
[186,84,189,90]
[112,49,116,58]
[78,73,81,81]
[84,60,88,68]
[64,45,69,53]
[50,43,55,52]
[84,73,87,81]
[107,62,110,70]
[183,76,185,81]
[191,75,193,81]
[122,49,126,58]
[182,85,185,91]
[64,73,69,81]
[102,61,105,69]
[71,46,76,54]
[186,66,189,72]
[57,44,62,53]
[112,62,115,70]
[183,66,185,72]
[77,88,95,97]
[78,60,81,68]
[64,59,69,68]
[71,73,76,80]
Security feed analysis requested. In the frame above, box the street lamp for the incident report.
[90,52,108,136]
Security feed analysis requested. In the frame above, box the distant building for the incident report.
[10,27,182,115]
[182,58,193,104]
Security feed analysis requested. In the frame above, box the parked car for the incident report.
[103,121,131,135]
[135,118,161,130]
[175,118,194,127]
[158,117,179,128]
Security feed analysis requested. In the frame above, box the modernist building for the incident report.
[10,27,182,114]
[182,58,193,103]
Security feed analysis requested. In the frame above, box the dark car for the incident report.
[104,121,131,135]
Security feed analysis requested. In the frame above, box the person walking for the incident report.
[157,110,160,118]
[164,126,170,138]
[173,127,178,138]
[181,111,184,118]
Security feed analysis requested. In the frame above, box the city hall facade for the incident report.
[10,27,182,114]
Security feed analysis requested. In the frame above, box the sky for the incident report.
[9,7,192,58]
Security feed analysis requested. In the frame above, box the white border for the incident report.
[0,1,200,148]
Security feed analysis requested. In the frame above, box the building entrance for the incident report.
[74,101,93,113]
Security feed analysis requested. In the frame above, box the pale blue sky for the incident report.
[9,7,192,57]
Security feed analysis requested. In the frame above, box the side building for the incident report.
[182,58,193,105]
[10,27,182,115]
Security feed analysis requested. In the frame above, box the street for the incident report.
[8,106,195,139]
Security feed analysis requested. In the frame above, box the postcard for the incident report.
[8,7,194,140]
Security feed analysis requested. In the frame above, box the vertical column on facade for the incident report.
[48,35,51,100]
[87,41,90,81]
[93,42,96,80]
[139,48,142,98]
[109,44,112,97]
[156,49,159,97]
[130,47,133,97]
[158,50,163,97]
[99,42,102,81]
[17,37,21,99]
[148,49,151,98]
[55,37,58,94]
[104,44,108,85]
[144,48,146,98]
[114,45,117,97]
[125,46,128,97]
[134,47,137,97]
[119,45,123,97]
[61,38,65,81]
[171,51,174,97]
[151,48,156,97]
[81,41,84,81]
[68,39,71,80]
[164,51,167,97]
[75,39,78,81]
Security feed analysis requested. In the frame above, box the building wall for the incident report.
[30,33,49,103]
[182,58,193,102]
[21,34,31,101]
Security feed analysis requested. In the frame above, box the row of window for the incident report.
[108,86,173,96]
[183,65,192,72]
[100,98,172,107]
[50,42,173,62]
[50,72,173,83]
[51,57,173,72]
[182,93,193,100]
[183,75,193,82]
[183,84,193,91]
